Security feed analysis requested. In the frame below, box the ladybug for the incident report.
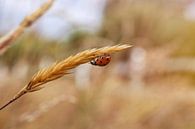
[90,54,111,66]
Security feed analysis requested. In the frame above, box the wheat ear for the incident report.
[0,44,132,110]
[0,0,54,54]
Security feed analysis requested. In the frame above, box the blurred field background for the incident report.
[1,0,195,129]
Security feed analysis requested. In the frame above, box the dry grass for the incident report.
[0,0,54,54]
[0,44,131,110]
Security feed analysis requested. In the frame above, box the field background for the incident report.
[1,0,195,129]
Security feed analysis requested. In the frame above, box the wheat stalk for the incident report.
[0,44,132,110]
[0,0,55,54]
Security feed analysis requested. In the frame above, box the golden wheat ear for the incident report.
[0,44,132,110]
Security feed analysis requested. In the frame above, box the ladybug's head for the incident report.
[90,60,97,65]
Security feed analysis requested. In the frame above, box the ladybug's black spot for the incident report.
[106,58,109,61]
[100,61,103,63]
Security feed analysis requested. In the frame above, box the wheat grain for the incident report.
[0,44,132,110]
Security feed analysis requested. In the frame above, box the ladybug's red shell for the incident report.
[90,54,111,66]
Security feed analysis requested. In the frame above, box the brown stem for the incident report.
[0,89,27,110]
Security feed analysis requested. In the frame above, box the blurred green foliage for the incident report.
[1,0,195,70]
[0,31,94,71]
[100,1,185,46]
